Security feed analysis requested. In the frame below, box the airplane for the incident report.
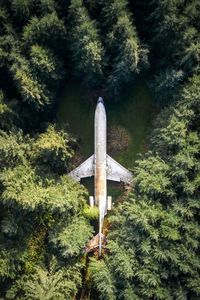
[68,97,132,256]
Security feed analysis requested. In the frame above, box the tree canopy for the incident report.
[0,0,200,299]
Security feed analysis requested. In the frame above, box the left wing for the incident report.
[106,155,132,184]
[68,155,94,181]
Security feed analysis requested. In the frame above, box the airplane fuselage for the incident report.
[95,98,107,207]
[95,98,107,253]
[68,97,132,256]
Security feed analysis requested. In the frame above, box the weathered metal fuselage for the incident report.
[68,97,133,256]
[94,98,107,250]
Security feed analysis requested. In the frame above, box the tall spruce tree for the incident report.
[23,12,67,52]
[100,0,148,97]
[68,0,104,87]
[148,0,200,105]
[10,52,51,109]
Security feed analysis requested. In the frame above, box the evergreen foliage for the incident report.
[11,0,33,20]
[11,53,51,108]
[68,0,104,86]
[38,0,57,15]
[0,126,92,298]
[49,217,93,258]
[6,257,82,299]
[0,0,200,299]
[0,129,30,169]
[0,91,17,130]
[148,0,200,105]
[88,258,116,300]
[23,12,67,54]
[32,124,74,173]
[30,45,64,86]
[89,76,200,299]
[100,0,148,96]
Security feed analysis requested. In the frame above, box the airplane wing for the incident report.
[68,155,94,181]
[106,155,132,184]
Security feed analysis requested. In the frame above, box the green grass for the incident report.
[57,80,157,199]
[107,80,157,167]
[57,82,95,157]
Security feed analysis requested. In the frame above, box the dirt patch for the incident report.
[107,125,131,155]
[70,152,85,169]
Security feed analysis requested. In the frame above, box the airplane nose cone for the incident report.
[98,97,104,104]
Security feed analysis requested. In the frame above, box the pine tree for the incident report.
[0,1,200,299]
[88,258,116,300]
[148,0,200,105]
[101,0,148,97]
[38,0,57,15]
[9,44,64,110]
[68,0,104,86]
[32,124,74,173]
[10,53,51,109]
[6,257,83,300]
[0,91,17,130]
[149,68,184,106]
[49,217,93,258]
[23,12,67,55]
[30,45,64,84]
[11,0,33,20]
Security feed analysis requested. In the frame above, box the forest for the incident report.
[0,0,200,299]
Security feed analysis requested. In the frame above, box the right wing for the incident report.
[106,155,132,184]
[68,155,94,181]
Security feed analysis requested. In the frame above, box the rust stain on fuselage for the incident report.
[95,164,105,205]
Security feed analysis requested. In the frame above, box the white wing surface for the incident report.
[68,155,94,181]
[106,155,132,183]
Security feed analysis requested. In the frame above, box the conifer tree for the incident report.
[11,0,33,20]
[23,12,67,55]
[6,257,83,300]
[38,0,57,15]
[148,0,200,105]
[32,124,74,173]
[68,0,104,86]
[88,258,116,300]
[100,0,148,97]
[9,44,64,110]
[0,91,17,130]
[30,45,63,83]
[10,53,51,109]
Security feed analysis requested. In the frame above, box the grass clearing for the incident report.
[57,80,157,199]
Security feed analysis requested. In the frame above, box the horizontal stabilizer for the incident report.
[107,155,132,183]
[68,155,94,181]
